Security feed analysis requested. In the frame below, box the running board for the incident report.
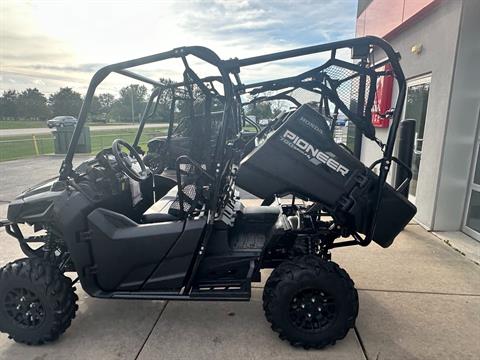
[189,259,255,300]
[108,287,250,301]
[107,261,255,301]
[190,281,251,300]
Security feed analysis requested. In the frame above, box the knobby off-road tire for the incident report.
[262,255,358,349]
[0,258,78,345]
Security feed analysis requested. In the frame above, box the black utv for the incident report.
[0,36,416,349]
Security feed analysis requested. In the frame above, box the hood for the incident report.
[17,177,59,200]
[8,177,65,223]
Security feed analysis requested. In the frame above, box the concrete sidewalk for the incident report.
[0,223,479,360]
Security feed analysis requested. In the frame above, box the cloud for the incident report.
[0,0,358,94]
[0,33,73,65]
[174,0,356,51]
[21,63,107,73]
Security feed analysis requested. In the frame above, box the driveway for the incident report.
[0,157,479,359]
[0,155,90,218]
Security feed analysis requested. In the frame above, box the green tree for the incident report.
[16,88,49,120]
[110,99,128,122]
[98,93,115,114]
[154,78,175,122]
[89,93,115,122]
[90,96,102,117]
[270,99,284,117]
[247,102,274,120]
[119,84,147,106]
[113,84,148,122]
[0,90,19,119]
[48,87,83,117]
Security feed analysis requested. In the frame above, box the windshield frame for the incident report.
[60,46,234,181]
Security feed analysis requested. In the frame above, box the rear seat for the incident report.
[240,206,281,224]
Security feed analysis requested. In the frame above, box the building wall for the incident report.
[433,0,480,231]
[360,0,463,229]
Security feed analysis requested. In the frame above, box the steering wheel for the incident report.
[111,139,149,182]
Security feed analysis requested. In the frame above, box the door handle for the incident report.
[413,135,423,155]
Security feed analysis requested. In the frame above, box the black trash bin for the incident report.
[53,126,91,154]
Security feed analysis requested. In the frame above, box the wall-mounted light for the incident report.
[411,44,423,55]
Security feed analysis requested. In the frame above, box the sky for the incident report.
[0,0,358,96]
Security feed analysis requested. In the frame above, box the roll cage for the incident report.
[226,36,406,246]
[62,36,406,247]
[60,46,237,180]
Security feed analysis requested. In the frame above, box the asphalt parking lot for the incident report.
[0,156,479,359]
[0,156,86,218]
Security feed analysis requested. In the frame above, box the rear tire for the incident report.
[0,258,78,345]
[263,255,358,349]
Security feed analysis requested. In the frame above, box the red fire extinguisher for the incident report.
[371,64,393,128]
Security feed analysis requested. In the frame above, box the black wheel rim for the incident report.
[289,288,336,332]
[4,288,46,328]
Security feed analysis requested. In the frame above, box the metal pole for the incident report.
[131,86,135,124]
[354,58,367,159]
[32,135,40,156]
[395,119,416,197]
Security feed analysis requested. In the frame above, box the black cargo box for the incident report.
[237,104,416,247]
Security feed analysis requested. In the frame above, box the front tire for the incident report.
[263,255,358,349]
[0,258,78,345]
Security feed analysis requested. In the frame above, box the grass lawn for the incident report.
[0,120,155,130]
[0,120,47,129]
[0,127,167,162]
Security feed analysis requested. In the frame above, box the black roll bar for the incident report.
[132,87,162,147]
[115,69,163,87]
[60,46,233,180]
[242,91,302,108]
[225,36,406,245]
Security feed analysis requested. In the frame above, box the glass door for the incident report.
[463,109,480,241]
[403,76,431,201]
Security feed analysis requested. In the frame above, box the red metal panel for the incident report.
[403,0,436,20]
[356,10,366,37]
[364,0,404,38]
[357,0,437,38]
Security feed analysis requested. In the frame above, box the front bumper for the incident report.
[0,220,40,258]
[0,219,12,227]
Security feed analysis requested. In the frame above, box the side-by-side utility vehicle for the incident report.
[0,36,416,349]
